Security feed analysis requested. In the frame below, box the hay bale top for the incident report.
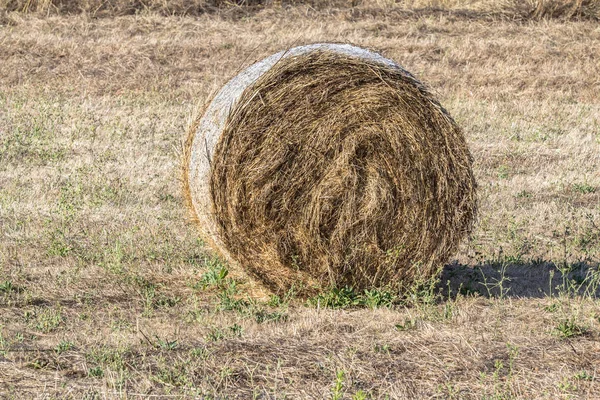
[191,43,412,204]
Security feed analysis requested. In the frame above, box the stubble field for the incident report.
[1,2,600,398]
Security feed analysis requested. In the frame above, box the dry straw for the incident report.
[184,44,477,295]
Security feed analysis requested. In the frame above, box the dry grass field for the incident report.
[1,1,600,398]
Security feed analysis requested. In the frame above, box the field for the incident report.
[1,1,600,398]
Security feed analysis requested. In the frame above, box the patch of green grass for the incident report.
[363,288,397,308]
[352,390,369,400]
[155,336,178,351]
[153,361,192,387]
[154,294,182,308]
[229,323,242,337]
[88,366,104,378]
[330,369,345,400]
[55,340,74,354]
[476,344,520,400]
[205,323,243,342]
[557,376,578,392]
[572,182,596,194]
[267,294,284,307]
[0,281,23,294]
[0,330,8,356]
[307,274,445,310]
[196,258,230,289]
[554,317,587,339]
[195,267,289,324]
[206,327,225,342]
[497,165,510,179]
[189,346,209,359]
[111,318,131,332]
[47,229,72,257]
[85,345,128,388]
[544,302,559,313]
[308,286,361,309]
[26,307,64,333]
[395,318,417,331]
[216,281,249,313]
[308,286,398,309]
[373,343,390,354]
[573,370,594,381]
[254,309,287,324]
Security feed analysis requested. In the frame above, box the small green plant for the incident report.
[479,263,511,299]
[206,327,225,342]
[267,294,283,307]
[573,370,594,381]
[28,307,64,333]
[572,182,596,194]
[132,276,158,317]
[217,281,249,313]
[555,317,587,339]
[155,336,178,350]
[309,286,361,309]
[330,370,345,400]
[373,343,390,354]
[402,269,441,309]
[308,286,398,309]
[101,240,125,275]
[30,358,49,370]
[506,343,519,379]
[492,359,504,381]
[206,324,243,342]
[229,323,243,337]
[55,340,74,354]
[0,331,8,356]
[197,258,230,289]
[557,376,577,392]
[189,346,208,359]
[85,345,127,376]
[352,390,368,400]
[363,288,396,309]
[254,309,287,324]
[153,362,190,387]
[153,294,181,308]
[47,229,71,257]
[395,318,417,331]
[88,366,104,378]
[497,165,509,179]
[0,281,21,294]
[111,318,131,331]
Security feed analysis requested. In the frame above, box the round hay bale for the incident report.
[183,43,476,294]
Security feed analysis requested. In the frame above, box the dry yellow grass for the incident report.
[0,2,599,398]
[1,0,599,19]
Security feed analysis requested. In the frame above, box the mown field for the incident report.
[1,1,600,398]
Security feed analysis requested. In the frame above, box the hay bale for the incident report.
[183,43,476,294]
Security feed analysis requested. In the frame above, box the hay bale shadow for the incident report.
[439,261,600,299]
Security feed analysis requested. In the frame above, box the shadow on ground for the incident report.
[439,261,600,299]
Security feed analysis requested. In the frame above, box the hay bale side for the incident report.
[185,44,477,294]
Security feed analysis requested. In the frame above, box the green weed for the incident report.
[572,183,596,194]
[27,307,64,333]
[55,340,74,354]
[308,286,397,309]
[555,317,587,339]
[330,370,345,400]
